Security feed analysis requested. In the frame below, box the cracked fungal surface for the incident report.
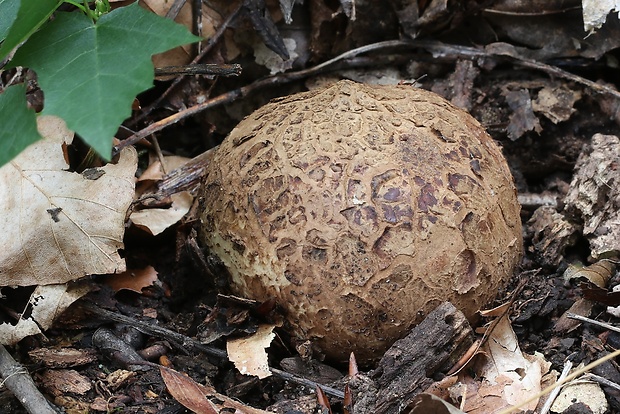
[200,80,523,363]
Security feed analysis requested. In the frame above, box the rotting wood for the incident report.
[369,302,473,414]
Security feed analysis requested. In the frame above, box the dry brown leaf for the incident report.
[454,314,550,413]
[316,385,332,414]
[139,0,226,71]
[564,260,615,288]
[532,85,582,124]
[160,367,219,414]
[0,282,92,345]
[226,324,275,379]
[504,88,542,140]
[0,318,40,345]
[0,116,137,287]
[30,282,92,329]
[160,366,272,414]
[138,155,191,182]
[130,191,193,235]
[103,265,158,293]
[407,393,466,414]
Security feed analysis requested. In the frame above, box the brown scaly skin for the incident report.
[200,80,523,364]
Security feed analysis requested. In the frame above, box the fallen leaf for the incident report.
[130,191,193,235]
[138,155,191,182]
[103,265,158,293]
[160,367,219,414]
[454,314,550,413]
[564,259,615,288]
[531,85,581,124]
[0,318,41,345]
[227,324,275,379]
[30,282,92,329]
[316,385,332,413]
[253,38,297,75]
[504,89,542,140]
[0,116,137,287]
[0,281,92,345]
[160,366,272,414]
[583,0,620,32]
[407,392,467,414]
[554,298,594,333]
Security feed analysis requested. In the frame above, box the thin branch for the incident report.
[154,63,242,78]
[117,39,620,155]
[0,345,60,414]
[130,3,244,126]
[81,301,345,399]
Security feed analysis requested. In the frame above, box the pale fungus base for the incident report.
[200,80,523,363]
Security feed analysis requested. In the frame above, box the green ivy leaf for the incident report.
[0,0,60,60]
[11,2,200,159]
[0,84,42,166]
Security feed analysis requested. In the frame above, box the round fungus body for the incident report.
[199,80,523,363]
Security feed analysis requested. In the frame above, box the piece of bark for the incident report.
[38,369,92,397]
[370,302,474,414]
[527,205,579,267]
[28,347,97,369]
[156,147,215,197]
[564,134,620,257]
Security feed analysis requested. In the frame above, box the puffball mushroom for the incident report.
[199,80,523,363]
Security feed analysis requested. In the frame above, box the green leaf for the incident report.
[0,0,20,41]
[0,84,42,166]
[0,0,60,60]
[10,2,200,159]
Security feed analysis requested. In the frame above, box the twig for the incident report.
[582,373,620,392]
[411,40,620,100]
[156,146,216,197]
[518,192,559,208]
[81,301,226,359]
[115,40,414,155]
[271,368,344,399]
[150,135,167,174]
[131,3,244,126]
[539,360,572,414]
[193,0,202,55]
[118,39,620,156]
[566,312,620,334]
[0,345,60,414]
[81,301,345,398]
[154,64,242,78]
[165,0,187,20]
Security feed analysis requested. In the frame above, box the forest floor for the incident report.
[2,1,620,413]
